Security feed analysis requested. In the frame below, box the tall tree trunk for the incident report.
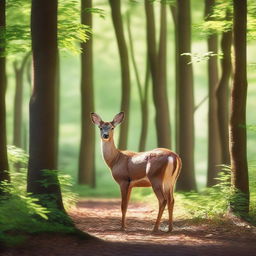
[55,50,60,167]
[13,53,30,148]
[78,0,95,187]
[205,0,221,187]
[176,0,196,191]
[127,13,149,152]
[216,10,232,166]
[229,0,249,215]
[27,0,64,210]
[0,0,10,192]
[170,3,179,153]
[144,0,171,149]
[139,64,150,152]
[109,0,130,150]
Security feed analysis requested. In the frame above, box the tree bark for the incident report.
[127,13,149,152]
[205,0,221,187]
[0,0,10,192]
[229,0,249,215]
[170,4,179,153]
[139,64,150,152]
[216,10,232,166]
[13,53,30,148]
[27,0,64,210]
[109,0,130,150]
[55,50,60,167]
[78,0,95,187]
[176,0,196,191]
[144,0,171,149]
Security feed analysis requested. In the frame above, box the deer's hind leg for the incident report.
[150,178,167,232]
[163,156,176,232]
[167,188,175,232]
[147,162,167,232]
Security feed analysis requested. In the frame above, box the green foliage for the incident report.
[0,0,90,58]
[0,147,77,246]
[248,0,256,40]
[176,165,256,223]
[199,0,232,35]
[58,0,90,54]
[84,7,106,19]
[198,0,256,41]
[181,51,221,65]
[181,167,232,219]
[37,169,78,209]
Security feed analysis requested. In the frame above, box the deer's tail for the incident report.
[168,153,182,183]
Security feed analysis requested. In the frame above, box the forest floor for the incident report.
[3,198,256,256]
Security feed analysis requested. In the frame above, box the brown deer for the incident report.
[91,112,181,232]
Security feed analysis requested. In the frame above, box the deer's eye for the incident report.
[111,127,114,130]
[100,127,103,130]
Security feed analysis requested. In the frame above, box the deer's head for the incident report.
[91,112,125,141]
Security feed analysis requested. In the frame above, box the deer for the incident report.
[91,112,181,232]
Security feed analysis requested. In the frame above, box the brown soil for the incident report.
[2,199,256,256]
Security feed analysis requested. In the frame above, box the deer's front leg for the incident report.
[119,181,131,230]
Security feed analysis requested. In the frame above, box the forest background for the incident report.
[1,0,256,233]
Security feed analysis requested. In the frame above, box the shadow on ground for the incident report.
[3,199,256,256]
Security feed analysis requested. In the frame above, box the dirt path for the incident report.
[3,199,256,256]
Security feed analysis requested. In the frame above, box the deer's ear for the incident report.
[112,112,125,127]
[91,112,102,126]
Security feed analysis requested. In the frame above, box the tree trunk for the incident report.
[13,53,30,148]
[78,0,95,187]
[144,0,171,149]
[139,64,150,152]
[27,0,64,210]
[0,0,10,192]
[205,0,221,187]
[55,51,60,167]
[229,0,249,215]
[176,0,196,191]
[216,10,232,166]
[170,3,179,153]
[109,0,130,150]
[127,13,149,152]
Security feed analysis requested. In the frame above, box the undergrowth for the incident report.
[0,146,78,246]
[131,165,256,225]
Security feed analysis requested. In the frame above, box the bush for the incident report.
[179,165,256,223]
[0,146,77,246]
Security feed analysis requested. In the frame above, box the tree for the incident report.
[229,0,249,215]
[127,12,150,152]
[205,0,221,187]
[27,0,64,210]
[216,9,232,166]
[0,0,10,193]
[109,0,131,150]
[78,0,95,187]
[144,0,172,149]
[13,53,30,148]
[55,51,60,166]
[170,3,179,153]
[176,0,196,191]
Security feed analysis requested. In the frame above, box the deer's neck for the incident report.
[101,138,120,168]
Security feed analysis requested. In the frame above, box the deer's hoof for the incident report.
[167,225,173,233]
[152,229,162,235]
[120,226,126,232]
